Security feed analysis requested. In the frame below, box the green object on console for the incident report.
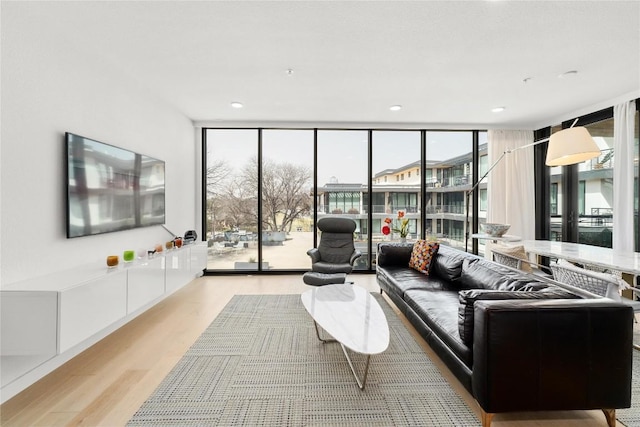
[123,250,135,262]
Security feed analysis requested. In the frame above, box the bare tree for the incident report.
[222,175,257,230]
[206,159,231,198]
[238,157,312,232]
[205,159,231,237]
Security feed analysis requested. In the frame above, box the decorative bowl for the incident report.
[481,223,511,237]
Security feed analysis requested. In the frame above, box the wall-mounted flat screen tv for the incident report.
[66,133,165,238]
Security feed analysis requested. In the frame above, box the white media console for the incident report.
[0,242,207,403]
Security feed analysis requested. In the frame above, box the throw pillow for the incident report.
[408,240,440,275]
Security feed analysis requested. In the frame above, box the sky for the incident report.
[206,129,486,185]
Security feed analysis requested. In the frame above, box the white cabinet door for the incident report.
[189,242,207,275]
[58,271,127,353]
[1,291,58,387]
[127,257,165,314]
[165,248,191,293]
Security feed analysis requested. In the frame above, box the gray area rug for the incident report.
[127,293,480,426]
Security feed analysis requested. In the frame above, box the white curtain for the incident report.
[613,100,636,252]
[486,130,535,242]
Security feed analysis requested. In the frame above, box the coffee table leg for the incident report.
[312,320,372,390]
[340,343,371,390]
[312,320,337,343]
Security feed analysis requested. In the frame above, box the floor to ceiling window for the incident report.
[204,127,486,273]
[425,131,474,250]
[549,115,616,248]
[317,130,369,269]
[543,102,639,250]
[371,131,421,264]
[261,130,314,269]
[578,117,615,247]
[205,129,259,270]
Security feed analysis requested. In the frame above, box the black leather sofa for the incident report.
[376,242,633,427]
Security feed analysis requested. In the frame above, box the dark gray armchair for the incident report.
[307,217,362,274]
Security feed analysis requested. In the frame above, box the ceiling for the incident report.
[5,1,640,129]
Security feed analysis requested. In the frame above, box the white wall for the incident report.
[1,6,197,285]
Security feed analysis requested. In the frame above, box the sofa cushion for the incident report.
[430,245,474,281]
[457,258,541,291]
[408,240,440,274]
[376,242,414,267]
[457,287,581,346]
[404,288,472,367]
[378,265,461,300]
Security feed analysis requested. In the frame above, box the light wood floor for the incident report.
[0,274,619,426]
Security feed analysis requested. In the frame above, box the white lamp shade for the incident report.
[545,127,601,166]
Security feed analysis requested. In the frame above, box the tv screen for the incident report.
[66,133,165,238]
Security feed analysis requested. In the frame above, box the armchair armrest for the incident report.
[472,298,633,414]
[350,250,362,266]
[307,248,321,264]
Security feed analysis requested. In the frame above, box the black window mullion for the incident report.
[637,100,640,252]
[201,127,208,242]
[257,129,263,270]
[533,127,551,241]
[313,129,318,249]
[420,130,426,240]
[471,131,479,254]
[367,129,373,270]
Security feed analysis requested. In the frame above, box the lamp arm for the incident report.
[464,150,507,252]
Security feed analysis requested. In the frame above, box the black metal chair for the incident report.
[307,217,362,274]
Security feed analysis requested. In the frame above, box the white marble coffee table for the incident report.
[301,284,389,389]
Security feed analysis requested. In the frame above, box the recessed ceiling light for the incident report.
[491,106,506,113]
[390,105,402,111]
[559,70,578,78]
[286,68,294,76]
[230,102,243,109]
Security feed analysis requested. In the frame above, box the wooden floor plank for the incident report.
[66,370,147,427]
[0,274,616,426]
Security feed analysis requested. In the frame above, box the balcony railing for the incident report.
[585,148,613,171]
[317,204,466,215]
[318,205,420,215]
[425,205,464,215]
[425,174,471,189]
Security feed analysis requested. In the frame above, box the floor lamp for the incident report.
[464,120,602,253]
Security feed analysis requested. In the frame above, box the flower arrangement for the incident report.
[382,210,410,238]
